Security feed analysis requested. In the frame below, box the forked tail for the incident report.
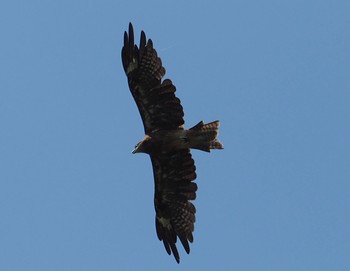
[188,120,224,152]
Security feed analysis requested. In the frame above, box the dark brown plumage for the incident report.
[121,23,223,263]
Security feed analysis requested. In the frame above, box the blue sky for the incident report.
[1,0,349,270]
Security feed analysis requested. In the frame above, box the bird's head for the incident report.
[132,135,152,154]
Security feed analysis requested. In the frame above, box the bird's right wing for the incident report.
[151,149,197,263]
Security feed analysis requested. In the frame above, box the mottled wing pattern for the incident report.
[121,23,185,134]
[151,149,197,263]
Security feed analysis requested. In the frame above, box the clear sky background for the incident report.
[1,1,349,270]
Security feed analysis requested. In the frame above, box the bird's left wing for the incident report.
[121,23,185,134]
[150,149,197,263]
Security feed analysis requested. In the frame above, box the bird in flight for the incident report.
[121,23,223,263]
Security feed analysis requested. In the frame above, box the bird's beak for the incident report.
[132,146,139,154]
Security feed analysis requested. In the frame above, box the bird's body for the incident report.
[121,23,223,263]
[134,121,222,154]
[133,129,187,154]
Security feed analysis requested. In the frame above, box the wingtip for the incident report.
[123,31,128,45]
[128,23,134,46]
[128,22,133,32]
[147,39,153,47]
[140,30,146,50]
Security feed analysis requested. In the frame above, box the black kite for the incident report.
[121,23,223,263]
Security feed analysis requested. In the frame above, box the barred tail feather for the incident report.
[188,121,224,152]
